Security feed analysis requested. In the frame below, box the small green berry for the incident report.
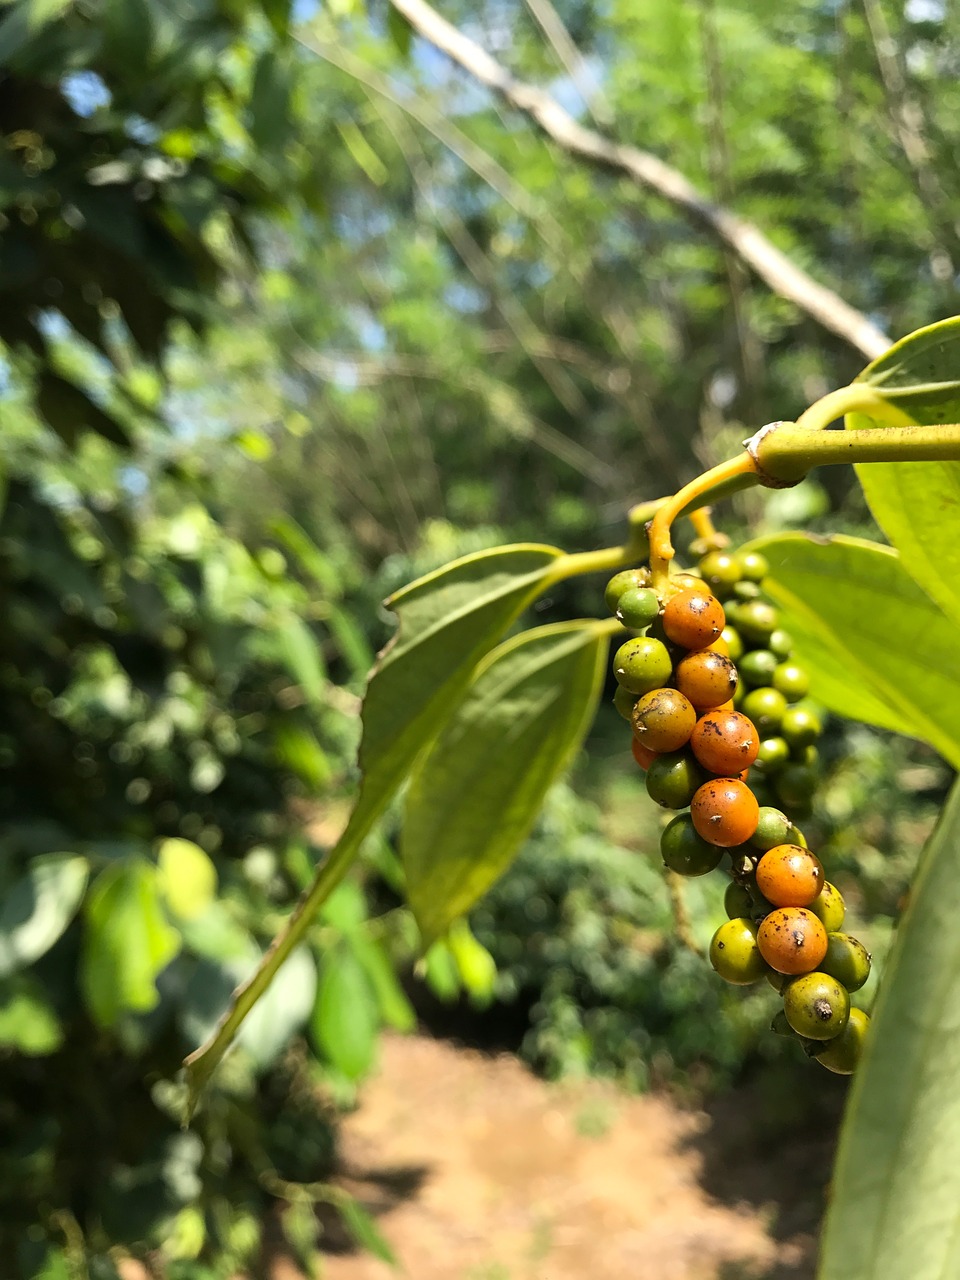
[753,736,790,775]
[750,806,794,851]
[814,1007,870,1074]
[739,649,779,687]
[821,932,872,992]
[781,704,822,748]
[740,686,788,735]
[773,661,810,702]
[737,550,769,582]
[699,550,742,598]
[783,971,850,1040]
[733,579,761,601]
[769,628,794,658]
[775,762,818,809]
[721,625,744,662]
[613,685,638,721]
[709,917,768,985]
[661,814,724,876]
[736,599,779,645]
[604,568,651,614]
[613,636,673,694]
[645,751,706,809]
[616,586,661,630]
[808,881,845,932]
[724,879,755,919]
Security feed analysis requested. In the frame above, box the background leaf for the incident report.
[80,859,181,1028]
[820,780,960,1280]
[0,854,88,978]
[744,533,960,766]
[403,620,610,944]
[850,315,960,630]
[311,943,379,1081]
[157,839,217,923]
[338,1197,397,1266]
[236,946,317,1069]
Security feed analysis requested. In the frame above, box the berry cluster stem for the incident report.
[752,420,960,486]
[649,453,761,590]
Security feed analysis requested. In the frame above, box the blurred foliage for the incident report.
[2,0,960,1271]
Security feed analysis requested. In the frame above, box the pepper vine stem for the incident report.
[752,420,960,485]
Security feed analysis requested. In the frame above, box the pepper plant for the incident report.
[189,315,960,1280]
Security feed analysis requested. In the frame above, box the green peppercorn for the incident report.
[645,751,706,809]
[721,625,744,662]
[783,971,850,1040]
[613,685,638,721]
[814,1008,870,1075]
[661,813,724,876]
[737,550,769,583]
[604,568,651,615]
[616,586,661,630]
[724,879,755,919]
[709,917,768,985]
[739,649,779,687]
[740,686,788,735]
[821,932,872,992]
[781,704,822,747]
[613,636,673,694]
[750,806,794,851]
[736,599,779,645]
[769,628,794,658]
[753,736,790,775]
[808,881,845,932]
[699,550,742,598]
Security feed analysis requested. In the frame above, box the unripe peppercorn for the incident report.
[738,649,779,687]
[821,932,872,992]
[772,661,810,702]
[757,906,828,974]
[613,636,673,695]
[808,881,845,933]
[781,704,822,748]
[662,588,725,649]
[709,917,767,985]
[699,550,742,599]
[749,806,794,851]
[645,750,706,809]
[769,628,793,658]
[614,685,638,721]
[631,688,697,753]
[616,586,661,630]
[783,971,850,1040]
[604,568,651,614]
[690,777,759,847]
[660,813,724,876]
[736,599,779,645]
[724,879,754,919]
[740,686,788,735]
[753,736,790,776]
[815,1007,870,1074]
[737,550,769,582]
[720,625,743,662]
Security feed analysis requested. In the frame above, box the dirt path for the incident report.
[313,1035,823,1280]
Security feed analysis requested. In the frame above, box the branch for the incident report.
[388,0,891,361]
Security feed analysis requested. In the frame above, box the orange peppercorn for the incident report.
[631,737,657,771]
[755,844,824,907]
[689,778,759,847]
[674,650,739,711]
[662,588,726,650]
[631,688,697,754]
[689,709,760,775]
[757,906,828,974]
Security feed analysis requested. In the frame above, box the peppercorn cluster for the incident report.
[606,548,871,1075]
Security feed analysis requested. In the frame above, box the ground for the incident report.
[292,1033,831,1280]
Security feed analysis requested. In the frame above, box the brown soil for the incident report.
[305,1034,827,1280]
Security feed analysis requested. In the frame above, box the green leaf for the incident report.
[850,316,960,631]
[820,780,960,1280]
[236,946,316,1069]
[387,5,414,57]
[0,853,88,978]
[311,944,379,1081]
[744,533,960,767]
[249,51,292,150]
[358,543,563,838]
[157,838,217,922]
[0,984,63,1055]
[446,919,497,1004]
[0,0,71,65]
[276,614,326,703]
[351,935,416,1033]
[80,859,181,1028]
[338,1197,397,1266]
[260,0,292,38]
[403,619,610,944]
